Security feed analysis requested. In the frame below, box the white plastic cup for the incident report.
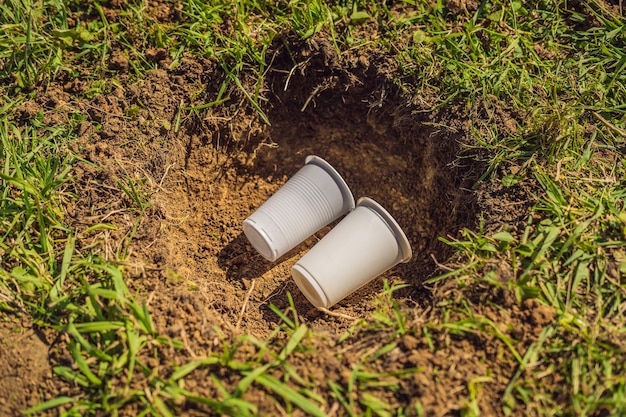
[243,156,355,262]
[291,197,412,308]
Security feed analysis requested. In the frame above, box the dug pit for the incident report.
[66,37,480,346]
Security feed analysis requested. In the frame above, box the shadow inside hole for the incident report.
[216,233,275,281]
[217,232,311,283]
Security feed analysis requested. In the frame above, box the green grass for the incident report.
[1,0,626,416]
[430,152,626,414]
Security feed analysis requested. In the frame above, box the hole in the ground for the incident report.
[78,41,482,339]
[148,52,480,336]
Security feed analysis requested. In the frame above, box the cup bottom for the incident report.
[243,218,278,261]
[291,264,329,308]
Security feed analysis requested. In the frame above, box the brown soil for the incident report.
[0,319,57,416]
[0,5,562,417]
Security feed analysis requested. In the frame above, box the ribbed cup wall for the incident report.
[255,172,338,253]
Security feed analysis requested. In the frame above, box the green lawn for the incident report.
[1,0,625,416]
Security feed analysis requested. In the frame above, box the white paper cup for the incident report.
[291,197,412,308]
[243,156,355,262]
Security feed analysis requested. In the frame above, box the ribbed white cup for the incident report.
[291,197,412,308]
[243,156,355,262]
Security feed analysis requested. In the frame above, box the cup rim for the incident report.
[305,155,355,215]
[356,197,412,263]
[291,263,329,308]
